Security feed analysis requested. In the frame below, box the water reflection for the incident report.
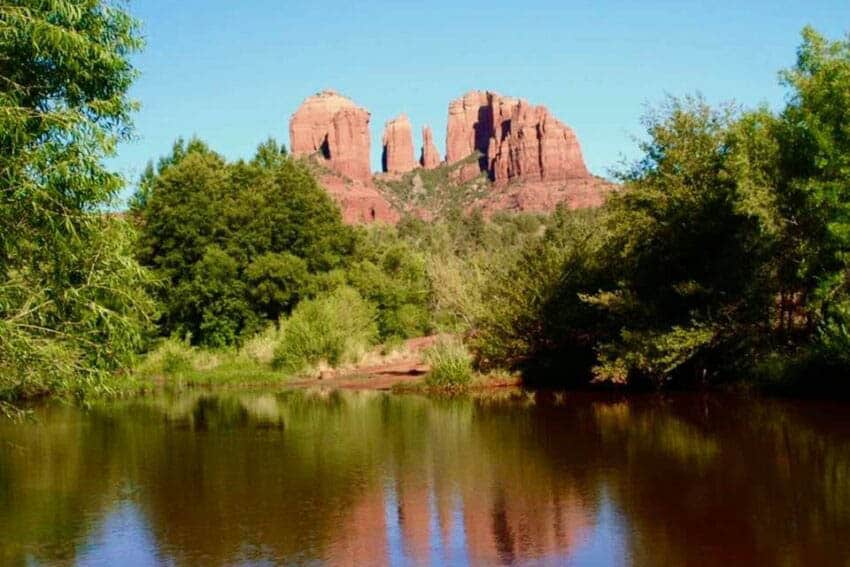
[1,391,850,565]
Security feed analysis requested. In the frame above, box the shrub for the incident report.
[239,325,281,365]
[135,337,196,378]
[345,230,433,340]
[272,287,378,374]
[424,338,474,387]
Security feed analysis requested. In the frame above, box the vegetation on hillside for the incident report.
[374,153,490,216]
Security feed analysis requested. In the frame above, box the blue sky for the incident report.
[112,1,849,201]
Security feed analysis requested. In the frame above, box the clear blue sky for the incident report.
[112,1,849,202]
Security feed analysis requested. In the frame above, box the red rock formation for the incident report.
[288,88,608,224]
[382,114,417,174]
[488,99,589,183]
[289,90,371,182]
[290,90,398,224]
[444,90,590,184]
[446,91,492,164]
[314,173,399,224]
[420,125,440,169]
[477,178,611,216]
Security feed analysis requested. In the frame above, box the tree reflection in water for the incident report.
[1,390,849,566]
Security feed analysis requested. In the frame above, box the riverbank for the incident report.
[129,332,849,400]
[288,335,435,390]
[133,334,520,393]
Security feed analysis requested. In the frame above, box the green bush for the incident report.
[345,228,433,340]
[135,338,196,378]
[272,287,378,374]
[473,207,609,382]
[424,338,474,387]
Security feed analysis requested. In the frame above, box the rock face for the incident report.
[290,90,398,223]
[316,174,400,224]
[444,91,589,184]
[381,114,417,174]
[446,91,492,165]
[488,99,589,183]
[289,88,607,224]
[420,126,440,169]
[289,90,371,182]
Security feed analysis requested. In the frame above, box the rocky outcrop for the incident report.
[444,90,589,184]
[290,88,608,224]
[316,173,400,224]
[290,91,397,223]
[488,99,589,183]
[289,90,371,182]
[420,126,440,169]
[477,177,609,216]
[446,91,492,165]
[381,114,416,174]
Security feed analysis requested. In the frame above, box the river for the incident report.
[1,389,849,565]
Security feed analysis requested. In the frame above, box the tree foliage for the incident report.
[134,139,356,347]
[476,28,850,390]
[587,97,782,384]
[0,0,153,408]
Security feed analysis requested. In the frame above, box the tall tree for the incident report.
[776,27,850,328]
[0,1,153,409]
[135,139,356,346]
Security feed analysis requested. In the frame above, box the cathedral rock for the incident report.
[289,89,608,223]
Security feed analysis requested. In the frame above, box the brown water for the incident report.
[1,389,850,566]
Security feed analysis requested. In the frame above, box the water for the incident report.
[2,389,850,566]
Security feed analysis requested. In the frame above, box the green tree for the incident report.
[776,28,850,334]
[345,227,432,340]
[0,1,153,409]
[473,207,610,383]
[587,97,781,385]
[135,139,356,346]
[245,252,309,320]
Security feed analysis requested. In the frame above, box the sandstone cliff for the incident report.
[290,90,397,223]
[289,90,372,183]
[445,90,589,183]
[290,89,610,224]
[315,173,400,224]
[381,114,417,173]
[420,126,441,169]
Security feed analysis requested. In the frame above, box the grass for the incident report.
[132,334,286,389]
[393,368,522,395]
[134,287,379,390]
[134,330,525,396]
[423,337,474,387]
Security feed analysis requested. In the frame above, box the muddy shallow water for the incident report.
[2,389,849,566]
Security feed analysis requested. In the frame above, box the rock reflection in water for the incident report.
[1,390,849,566]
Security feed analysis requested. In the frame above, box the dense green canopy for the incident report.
[476,27,850,391]
[134,139,357,347]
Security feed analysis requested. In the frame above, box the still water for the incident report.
[2,389,850,566]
